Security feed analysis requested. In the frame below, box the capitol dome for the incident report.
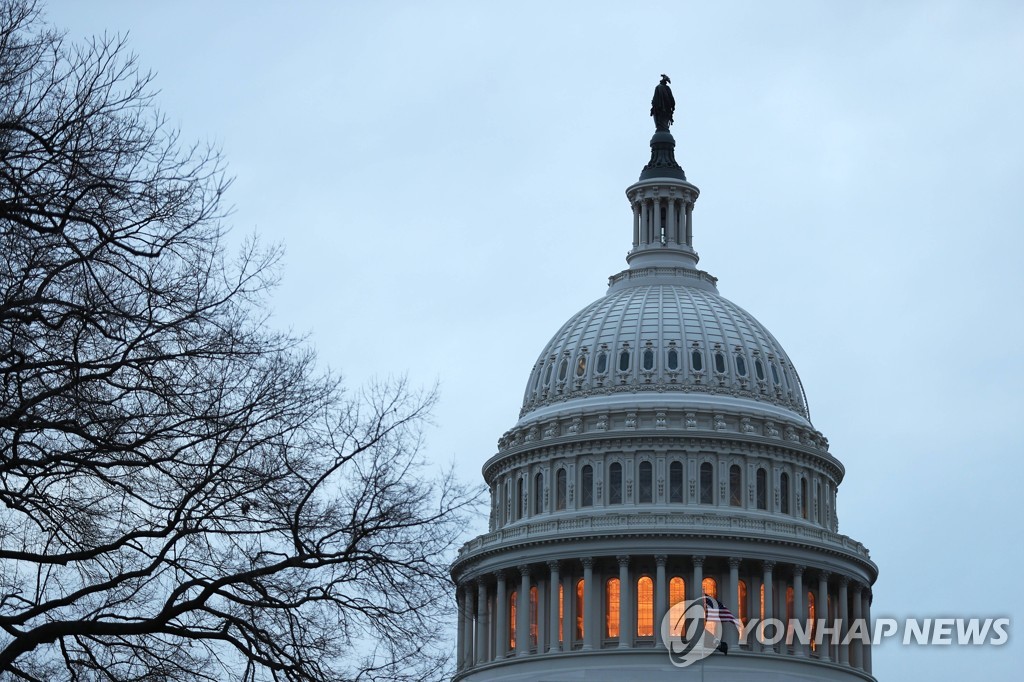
[451,83,877,682]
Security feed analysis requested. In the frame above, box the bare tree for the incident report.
[0,2,474,679]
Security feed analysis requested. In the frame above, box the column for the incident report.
[456,585,466,670]
[862,589,872,674]
[654,555,667,647]
[639,199,649,246]
[817,571,831,661]
[850,584,863,669]
[495,570,508,659]
[728,557,741,616]
[838,576,849,665]
[684,201,693,246]
[617,555,630,648]
[547,561,561,653]
[654,197,663,244]
[691,555,704,601]
[477,580,488,664]
[667,198,677,244]
[762,561,775,652]
[517,565,531,657]
[582,557,596,650]
[632,201,640,247]
[792,565,806,656]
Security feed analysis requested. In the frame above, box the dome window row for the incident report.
[528,342,797,402]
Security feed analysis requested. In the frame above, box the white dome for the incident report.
[520,279,809,422]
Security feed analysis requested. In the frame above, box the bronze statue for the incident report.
[651,74,675,131]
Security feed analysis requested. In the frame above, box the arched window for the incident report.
[780,472,791,514]
[714,351,726,373]
[736,354,747,377]
[669,461,683,503]
[699,462,713,504]
[609,462,622,505]
[800,477,808,519]
[756,468,768,510]
[504,479,511,522]
[606,578,621,639]
[575,355,587,378]
[575,579,585,641]
[637,576,654,637]
[702,577,718,599]
[638,461,653,503]
[515,476,524,520]
[580,464,593,507]
[729,465,742,506]
[533,471,544,515]
[815,480,822,523]
[556,468,567,511]
[669,576,686,637]
[529,586,539,648]
[509,590,518,650]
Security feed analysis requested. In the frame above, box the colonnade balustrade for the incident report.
[455,554,872,675]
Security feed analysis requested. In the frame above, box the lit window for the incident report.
[808,591,816,652]
[639,461,653,503]
[606,578,621,638]
[510,590,518,650]
[530,586,539,648]
[738,580,749,627]
[558,584,564,643]
[670,577,686,606]
[556,469,567,510]
[702,577,718,599]
[576,579,585,640]
[576,355,587,378]
[699,462,713,504]
[729,465,742,507]
[756,468,767,510]
[637,576,654,637]
[581,465,593,507]
[609,463,622,504]
[669,461,683,503]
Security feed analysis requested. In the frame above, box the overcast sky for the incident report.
[47,1,1024,679]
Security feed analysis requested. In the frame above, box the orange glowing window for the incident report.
[637,576,654,637]
[670,576,686,606]
[575,579,584,640]
[702,577,718,599]
[606,578,621,638]
[529,586,539,647]
[808,591,816,651]
[738,580,749,626]
[509,590,518,650]
[558,584,564,643]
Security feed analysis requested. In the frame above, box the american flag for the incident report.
[701,595,740,625]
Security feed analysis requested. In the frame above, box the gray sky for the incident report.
[47,1,1024,679]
